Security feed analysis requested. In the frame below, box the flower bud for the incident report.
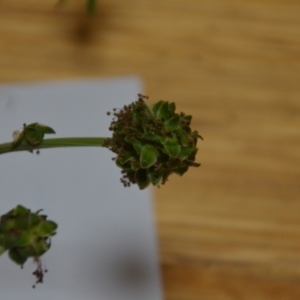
[103,95,203,189]
[0,205,57,267]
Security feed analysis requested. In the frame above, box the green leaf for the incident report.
[132,141,143,154]
[38,221,58,237]
[14,232,32,247]
[124,135,136,145]
[178,131,190,147]
[8,248,27,266]
[163,137,181,158]
[24,123,55,146]
[179,146,194,160]
[38,124,56,134]
[147,169,161,186]
[3,233,20,249]
[182,125,191,134]
[133,108,144,124]
[174,165,189,176]
[0,217,15,232]
[135,169,150,190]
[29,213,42,227]
[168,102,176,114]
[17,245,37,258]
[35,240,51,256]
[151,101,164,116]
[142,132,166,143]
[155,101,169,120]
[14,215,31,231]
[118,153,135,164]
[164,115,180,131]
[140,145,157,169]
[124,136,143,154]
[181,114,192,124]
[14,205,29,216]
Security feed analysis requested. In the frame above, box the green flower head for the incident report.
[103,95,203,189]
[0,205,57,286]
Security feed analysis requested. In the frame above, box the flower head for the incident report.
[103,95,203,189]
[0,205,57,286]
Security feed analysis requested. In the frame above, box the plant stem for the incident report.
[0,137,108,155]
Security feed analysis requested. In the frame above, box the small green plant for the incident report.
[0,205,57,287]
[0,95,202,286]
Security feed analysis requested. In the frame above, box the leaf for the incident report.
[133,108,144,124]
[29,213,42,227]
[155,101,169,120]
[152,101,164,116]
[24,123,55,146]
[16,245,36,258]
[124,135,143,153]
[3,233,20,249]
[118,153,135,164]
[168,102,176,114]
[14,205,29,216]
[8,248,27,266]
[38,124,56,134]
[140,145,157,169]
[163,136,181,158]
[147,169,161,186]
[35,240,50,256]
[164,115,180,131]
[174,165,189,176]
[14,215,31,231]
[135,169,150,190]
[181,114,192,124]
[142,132,166,143]
[178,131,190,147]
[38,221,58,237]
[178,146,194,160]
[14,232,32,247]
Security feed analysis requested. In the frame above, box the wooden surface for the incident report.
[1,1,300,298]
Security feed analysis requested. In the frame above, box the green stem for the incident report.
[0,137,108,155]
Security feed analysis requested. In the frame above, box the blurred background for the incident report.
[1,0,300,299]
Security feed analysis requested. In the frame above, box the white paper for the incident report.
[0,77,162,300]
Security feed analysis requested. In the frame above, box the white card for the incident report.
[0,77,162,300]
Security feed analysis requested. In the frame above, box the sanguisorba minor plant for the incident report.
[0,95,203,287]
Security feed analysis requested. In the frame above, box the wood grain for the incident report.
[1,0,300,298]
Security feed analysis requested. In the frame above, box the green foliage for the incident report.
[0,205,57,266]
[103,95,203,189]
[11,123,55,150]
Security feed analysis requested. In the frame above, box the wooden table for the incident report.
[1,1,300,298]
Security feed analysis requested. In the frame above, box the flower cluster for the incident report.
[0,205,57,286]
[103,95,203,189]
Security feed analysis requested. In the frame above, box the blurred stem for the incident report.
[0,137,108,155]
[56,0,97,15]
[87,0,96,15]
